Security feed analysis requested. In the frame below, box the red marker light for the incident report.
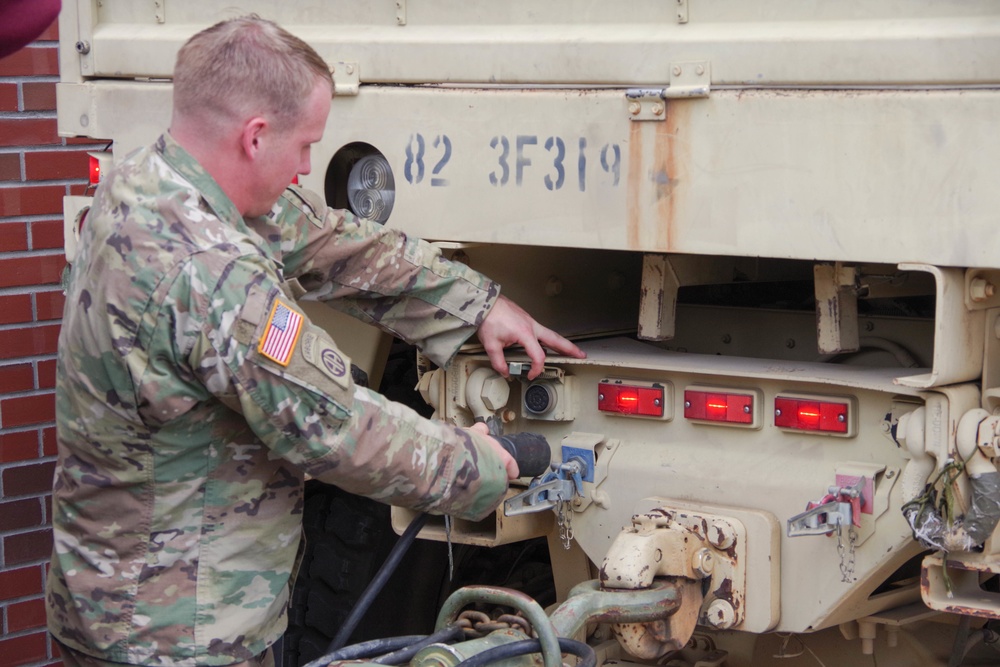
[88,154,101,185]
[598,380,668,418]
[684,387,760,428]
[774,395,853,435]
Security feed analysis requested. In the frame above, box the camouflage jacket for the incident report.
[47,133,509,666]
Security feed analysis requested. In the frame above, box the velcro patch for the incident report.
[300,332,351,390]
[258,299,303,366]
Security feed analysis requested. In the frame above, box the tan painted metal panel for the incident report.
[65,2,1000,85]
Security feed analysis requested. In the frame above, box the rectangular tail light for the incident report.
[774,394,856,437]
[684,386,761,429]
[598,379,672,420]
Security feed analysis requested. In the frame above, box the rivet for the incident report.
[672,65,682,76]
[695,65,705,76]
[628,102,641,115]
[346,64,355,75]
[651,103,664,116]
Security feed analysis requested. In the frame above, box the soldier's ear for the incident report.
[241,117,268,160]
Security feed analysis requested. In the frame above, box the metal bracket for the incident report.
[638,254,680,339]
[153,0,165,23]
[815,262,860,354]
[625,62,710,121]
[330,62,360,96]
[395,0,407,26]
[676,0,689,24]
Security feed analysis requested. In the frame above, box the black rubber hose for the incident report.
[372,624,466,665]
[453,638,596,667]
[305,635,427,667]
[327,512,430,652]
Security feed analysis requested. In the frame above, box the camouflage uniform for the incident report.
[47,133,509,666]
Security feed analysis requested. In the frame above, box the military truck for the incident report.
[57,2,1000,665]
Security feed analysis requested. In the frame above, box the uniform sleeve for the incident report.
[186,253,509,521]
[272,187,500,367]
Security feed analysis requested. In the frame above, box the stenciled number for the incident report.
[404,133,426,184]
[405,133,451,186]
[600,143,621,186]
[489,135,510,186]
[431,135,452,186]
[544,136,565,191]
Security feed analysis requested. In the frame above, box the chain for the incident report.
[836,523,857,583]
[556,501,574,550]
[457,610,533,638]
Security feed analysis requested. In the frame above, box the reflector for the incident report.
[774,395,851,434]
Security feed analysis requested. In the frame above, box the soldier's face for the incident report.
[249,81,331,216]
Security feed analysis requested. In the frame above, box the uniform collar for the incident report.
[155,132,284,266]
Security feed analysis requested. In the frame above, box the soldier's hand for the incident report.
[477,295,585,380]
[466,421,519,480]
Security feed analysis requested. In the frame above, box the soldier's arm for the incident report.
[183,253,510,521]
[275,187,497,366]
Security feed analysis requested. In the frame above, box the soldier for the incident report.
[47,15,584,667]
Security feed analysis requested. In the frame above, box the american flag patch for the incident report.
[258,299,303,366]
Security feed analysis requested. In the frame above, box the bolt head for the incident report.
[706,599,736,629]
[672,65,682,76]
[628,102,641,115]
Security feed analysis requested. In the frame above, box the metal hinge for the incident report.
[330,62,360,96]
[625,61,710,120]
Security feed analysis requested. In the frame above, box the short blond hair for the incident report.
[173,15,332,131]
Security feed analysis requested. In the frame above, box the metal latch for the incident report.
[787,478,866,537]
[504,457,588,516]
[625,61,710,121]
[330,62,360,96]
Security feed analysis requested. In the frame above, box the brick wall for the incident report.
[0,20,108,667]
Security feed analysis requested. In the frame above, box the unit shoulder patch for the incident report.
[300,332,351,390]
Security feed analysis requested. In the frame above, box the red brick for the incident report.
[0,221,29,251]
[38,21,59,42]
[0,255,66,288]
[0,362,35,392]
[64,136,112,147]
[4,528,54,564]
[2,460,56,496]
[0,184,66,217]
[0,430,38,463]
[0,630,48,666]
[0,152,21,181]
[0,118,60,148]
[41,426,56,457]
[0,294,33,325]
[0,498,44,531]
[0,324,62,360]
[25,150,89,181]
[30,219,63,250]
[0,565,42,601]
[35,290,65,321]
[7,597,47,633]
[0,82,17,111]
[69,183,91,196]
[22,82,57,112]
[1,393,55,427]
[0,46,59,76]
[36,359,57,388]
